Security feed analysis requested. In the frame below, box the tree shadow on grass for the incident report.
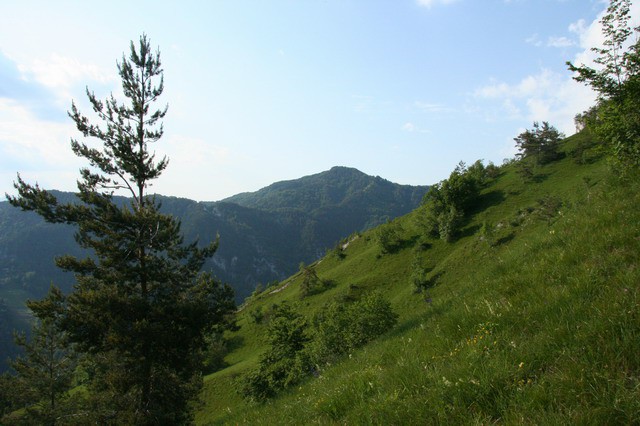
[469,189,506,215]
[226,335,245,352]
[495,232,515,246]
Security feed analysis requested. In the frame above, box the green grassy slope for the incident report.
[196,131,640,424]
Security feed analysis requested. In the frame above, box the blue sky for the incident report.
[1,0,635,201]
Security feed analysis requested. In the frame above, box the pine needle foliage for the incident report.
[6,35,235,425]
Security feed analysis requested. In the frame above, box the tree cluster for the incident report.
[421,160,487,242]
[240,292,397,401]
[3,35,235,425]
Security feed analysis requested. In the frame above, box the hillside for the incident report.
[195,130,640,424]
[0,168,427,371]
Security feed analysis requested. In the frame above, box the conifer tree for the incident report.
[514,121,564,165]
[9,286,77,425]
[6,35,235,424]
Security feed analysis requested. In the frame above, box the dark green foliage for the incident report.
[3,286,77,425]
[336,292,397,351]
[330,242,347,260]
[6,35,235,424]
[410,254,429,291]
[251,283,265,299]
[249,307,265,324]
[240,294,397,401]
[0,373,20,419]
[535,196,564,225]
[567,0,640,170]
[478,220,496,247]
[240,303,311,400]
[514,122,564,165]
[484,162,501,179]
[202,331,230,375]
[376,220,404,254]
[0,300,23,374]
[0,167,428,328]
[299,263,332,298]
[421,161,486,242]
[570,128,601,164]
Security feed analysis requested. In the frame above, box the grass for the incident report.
[195,131,640,424]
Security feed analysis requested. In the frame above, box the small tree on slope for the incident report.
[567,0,640,170]
[6,35,235,424]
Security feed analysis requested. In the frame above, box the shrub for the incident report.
[376,220,404,254]
[239,303,310,401]
[421,161,485,242]
[240,293,398,401]
[307,292,398,366]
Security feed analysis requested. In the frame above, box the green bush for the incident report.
[239,303,310,401]
[307,292,398,366]
[240,293,398,401]
[376,220,404,254]
[421,161,485,241]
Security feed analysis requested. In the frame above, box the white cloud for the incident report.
[402,122,416,132]
[547,36,574,48]
[416,0,459,8]
[401,121,430,134]
[473,68,596,134]
[413,100,450,113]
[0,53,120,196]
[568,2,640,70]
[0,99,74,163]
[525,34,543,47]
[0,98,83,194]
[23,53,113,90]
[469,0,640,134]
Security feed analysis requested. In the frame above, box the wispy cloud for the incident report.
[547,36,574,48]
[525,34,542,47]
[413,100,451,114]
[0,50,118,194]
[402,122,416,132]
[0,97,82,193]
[416,0,459,9]
[401,121,430,133]
[0,51,63,121]
[469,0,637,134]
[525,34,576,49]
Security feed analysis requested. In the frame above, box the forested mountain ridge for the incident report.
[225,166,425,214]
[0,167,427,371]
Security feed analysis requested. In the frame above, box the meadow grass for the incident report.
[196,132,640,424]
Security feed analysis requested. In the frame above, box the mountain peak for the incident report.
[222,167,427,212]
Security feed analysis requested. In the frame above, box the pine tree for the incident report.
[514,122,564,165]
[7,35,235,424]
[9,286,77,425]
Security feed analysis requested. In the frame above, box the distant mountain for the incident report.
[225,166,425,214]
[0,167,428,330]
[223,166,427,253]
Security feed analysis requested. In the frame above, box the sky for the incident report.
[1,0,637,201]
